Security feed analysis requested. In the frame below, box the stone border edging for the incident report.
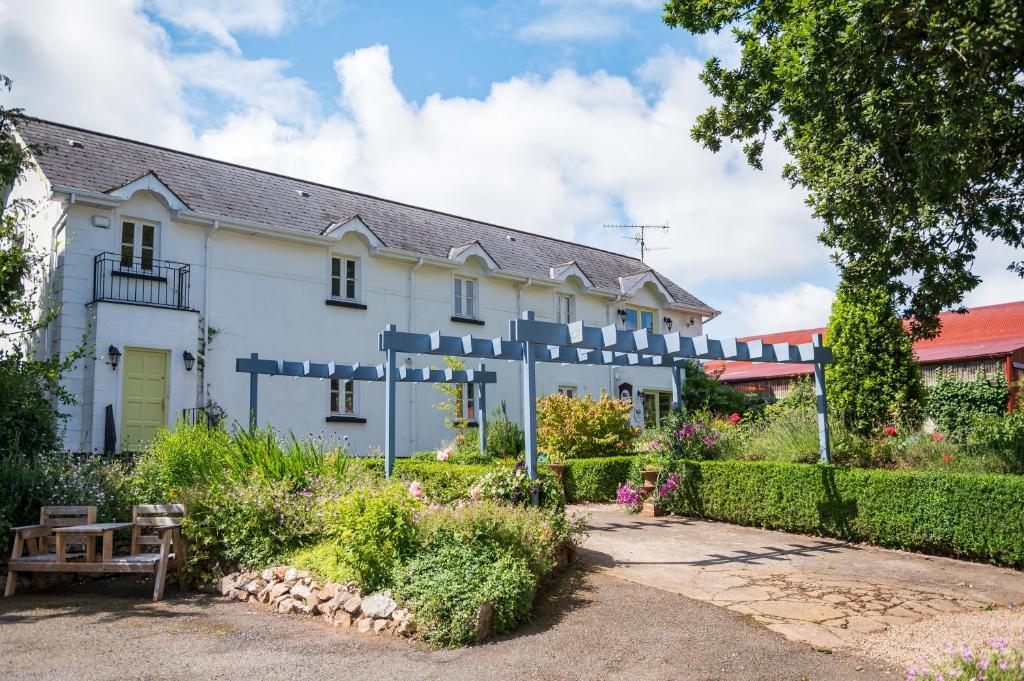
[219,567,416,637]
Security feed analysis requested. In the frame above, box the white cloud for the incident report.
[173,52,319,124]
[0,0,194,147]
[516,0,661,42]
[147,0,290,53]
[714,283,836,338]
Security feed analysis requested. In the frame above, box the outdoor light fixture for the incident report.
[107,345,121,370]
[616,308,627,324]
[182,350,195,371]
[662,316,673,331]
[688,316,696,327]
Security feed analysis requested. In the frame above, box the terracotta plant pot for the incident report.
[547,463,567,481]
[641,468,659,495]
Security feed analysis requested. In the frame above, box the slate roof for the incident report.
[16,117,716,314]
[705,300,1024,382]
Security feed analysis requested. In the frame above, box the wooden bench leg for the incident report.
[6,535,24,597]
[4,568,16,597]
[153,537,170,602]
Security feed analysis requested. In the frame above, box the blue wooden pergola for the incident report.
[379,311,834,481]
[236,344,497,477]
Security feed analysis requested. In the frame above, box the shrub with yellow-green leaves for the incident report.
[536,392,638,459]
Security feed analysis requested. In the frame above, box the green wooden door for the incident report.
[121,348,168,451]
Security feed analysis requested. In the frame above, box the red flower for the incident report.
[883,426,897,437]
[728,413,741,424]
[942,454,953,464]
[932,432,945,442]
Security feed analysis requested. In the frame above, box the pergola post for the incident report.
[248,352,258,430]
[670,363,685,413]
[384,324,397,479]
[520,311,538,482]
[477,362,488,454]
[813,333,831,464]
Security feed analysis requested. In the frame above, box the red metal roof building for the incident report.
[707,300,1024,409]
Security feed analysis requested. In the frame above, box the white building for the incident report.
[11,118,719,456]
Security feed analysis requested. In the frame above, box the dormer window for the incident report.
[120,220,157,270]
[556,293,575,324]
[331,256,358,301]
[453,276,477,318]
[624,305,657,333]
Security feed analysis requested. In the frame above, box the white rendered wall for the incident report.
[37,186,707,455]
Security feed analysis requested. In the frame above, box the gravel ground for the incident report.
[849,608,1024,668]
[0,569,895,681]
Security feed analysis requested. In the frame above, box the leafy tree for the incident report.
[684,360,754,414]
[0,74,80,456]
[927,370,1009,441]
[825,286,924,433]
[664,0,1024,337]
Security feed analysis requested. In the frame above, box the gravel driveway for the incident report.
[0,569,892,680]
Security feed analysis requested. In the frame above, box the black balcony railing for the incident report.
[182,405,225,429]
[93,252,192,310]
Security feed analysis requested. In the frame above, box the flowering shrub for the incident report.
[908,638,1024,680]
[660,411,722,461]
[536,392,638,459]
[475,462,565,512]
[615,482,643,512]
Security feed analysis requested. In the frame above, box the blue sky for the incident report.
[2,1,1017,337]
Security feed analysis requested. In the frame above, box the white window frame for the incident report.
[556,293,575,324]
[453,275,478,318]
[119,219,159,270]
[557,385,577,398]
[329,378,356,416]
[330,255,360,302]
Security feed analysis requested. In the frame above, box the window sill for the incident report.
[112,269,167,283]
[451,315,484,326]
[325,299,367,310]
[326,415,367,424]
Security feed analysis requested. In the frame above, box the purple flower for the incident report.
[616,483,642,506]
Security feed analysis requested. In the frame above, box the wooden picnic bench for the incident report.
[5,504,187,601]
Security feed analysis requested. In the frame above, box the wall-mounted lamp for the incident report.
[182,350,195,371]
[662,316,673,332]
[108,345,121,371]
[616,308,627,324]
[687,316,696,327]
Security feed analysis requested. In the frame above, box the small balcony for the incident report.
[92,252,193,310]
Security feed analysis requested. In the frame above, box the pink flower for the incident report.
[469,486,482,501]
[883,426,897,437]
[932,432,945,442]
[942,454,953,464]
[729,412,741,424]
[436,447,452,462]
[408,481,423,499]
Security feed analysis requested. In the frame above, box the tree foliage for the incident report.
[1,74,80,456]
[663,0,1024,337]
[684,359,754,414]
[825,286,924,433]
[928,370,1009,441]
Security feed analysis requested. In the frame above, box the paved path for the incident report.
[576,504,1024,663]
[0,571,891,680]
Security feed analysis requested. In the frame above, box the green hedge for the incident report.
[661,460,1024,567]
[347,459,491,503]
[562,456,635,502]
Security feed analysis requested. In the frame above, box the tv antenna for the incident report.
[604,223,670,262]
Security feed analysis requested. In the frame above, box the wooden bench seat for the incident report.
[5,504,187,601]
[10,553,86,564]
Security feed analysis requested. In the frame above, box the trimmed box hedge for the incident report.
[662,460,1024,567]
[348,458,492,502]
[563,456,635,502]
